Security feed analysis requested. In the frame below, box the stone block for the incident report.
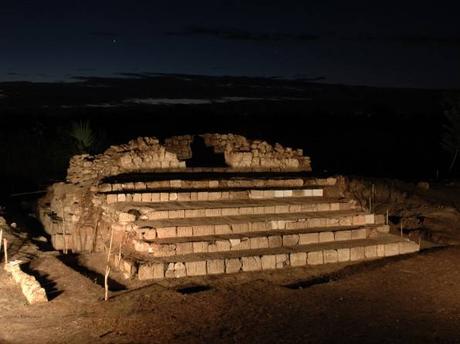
[176,242,193,255]
[242,256,262,272]
[365,245,377,258]
[138,263,164,280]
[377,244,385,257]
[117,193,126,202]
[216,240,231,251]
[283,234,299,247]
[307,251,323,265]
[275,254,289,268]
[186,261,207,276]
[119,212,136,223]
[193,225,214,236]
[261,255,276,270]
[250,237,268,249]
[156,227,177,238]
[365,214,375,224]
[231,223,249,233]
[350,247,365,261]
[337,248,350,262]
[177,226,193,237]
[335,230,352,241]
[107,194,118,204]
[399,240,419,254]
[268,235,282,248]
[384,243,400,256]
[299,233,318,245]
[319,232,334,243]
[192,242,208,253]
[207,259,225,274]
[225,258,242,273]
[169,193,178,201]
[351,228,367,240]
[323,250,338,263]
[133,193,142,202]
[290,252,307,267]
[141,193,152,202]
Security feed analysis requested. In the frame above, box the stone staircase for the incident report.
[96,172,419,280]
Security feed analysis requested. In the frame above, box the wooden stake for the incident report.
[0,229,3,254]
[3,238,8,269]
[400,222,403,237]
[372,183,375,209]
[104,227,114,301]
[117,239,122,268]
[62,205,68,254]
[386,209,389,225]
[369,195,372,213]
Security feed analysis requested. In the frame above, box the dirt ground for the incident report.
[1,179,460,344]
[0,246,460,344]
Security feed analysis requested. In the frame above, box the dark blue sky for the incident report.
[2,0,460,88]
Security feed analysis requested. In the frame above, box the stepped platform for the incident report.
[99,172,419,280]
[39,134,419,281]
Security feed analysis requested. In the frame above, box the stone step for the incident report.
[132,224,389,257]
[112,197,358,221]
[104,187,324,204]
[97,176,336,193]
[117,234,419,280]
[130,210,380,239]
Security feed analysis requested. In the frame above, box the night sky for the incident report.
[2,0,460,89]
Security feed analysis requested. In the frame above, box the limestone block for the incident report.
[275,254,289,269]
[174,262,186,278]
[193,242,208,253]
[177,226,193,237]
[283,234,299,247]
[319,232,334,243]
[156,227,177,238]
[384,243,400,256]
[215,224,232,235]
[268,235,282,248]
[117,194,126,202]
[337,248,350,262]
[299,233,318,245]
[207,259,225,274]
[106,194,118,204]
[231,223,249,233]
[193,225,214,236]
[186,261,207,276]
[231,238,250,250]
[133,193,142,202]
[176,242,193,255]
[250,237,268,249]
[351,228,367,240]
[216,240,231,251]
[225,258,242,273]
[242,256,262,272]
[222,208,239,216]
[261,255,276,270]
[377,244,385,257]
[119,212,136,223]
[335,230,352,241]
[290,252,307,267]
[323,250,338,263]
[169,193,178,201]
[141,193,152,202]
[365,245,378,258]
[365,214,375,224]
[399,240,419,254]
[138,263,164,280]
[307,251,324,265]
[350,247,365,261]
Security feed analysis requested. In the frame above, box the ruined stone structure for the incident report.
[39,134,418,280]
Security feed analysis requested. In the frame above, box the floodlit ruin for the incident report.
[38,134,419,280]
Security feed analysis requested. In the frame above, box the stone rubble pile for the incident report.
[5,260,48,304]
[201,133,311,170]
[67,137,185,184]
[164,135,193,160]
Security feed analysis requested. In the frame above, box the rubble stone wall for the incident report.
[163,135,194,160]
[200,133,311,171]
[67,137,185,185]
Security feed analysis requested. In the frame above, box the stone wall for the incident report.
[163,135,193,160]
[67,137,185,185]
[201,133,311,171]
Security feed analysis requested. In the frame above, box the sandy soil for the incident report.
[1,246,460,344]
